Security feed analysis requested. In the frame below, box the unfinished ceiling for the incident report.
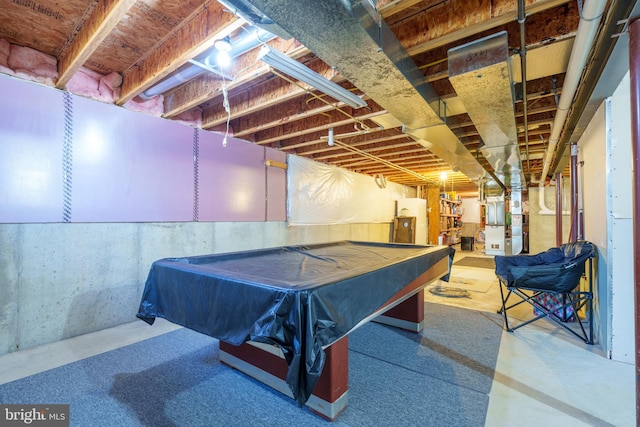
[0,0,632,194]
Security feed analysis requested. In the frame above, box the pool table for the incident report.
[137,241,453,420]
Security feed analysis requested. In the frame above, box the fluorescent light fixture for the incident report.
[258,45,366,109]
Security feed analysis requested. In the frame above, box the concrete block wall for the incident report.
[0,221,391,356]
[0,70,398,357]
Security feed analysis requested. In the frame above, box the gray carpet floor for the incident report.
[0,303,503,426]
[453,256,496,269]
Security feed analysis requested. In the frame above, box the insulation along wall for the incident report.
[0,73,286,223]
[286,155,414,226]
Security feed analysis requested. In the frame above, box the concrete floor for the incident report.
[0,245,634,426]
[426,244,635,427]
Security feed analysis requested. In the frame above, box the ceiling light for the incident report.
[214,36,233,68]
[258,45,366,109]
[216,50,231,68]
[214,36,233,52]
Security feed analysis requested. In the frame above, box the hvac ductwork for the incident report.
[220,0,487,182]
[448,31,523,192]
[215,0,292,40]
[447,31,523,254]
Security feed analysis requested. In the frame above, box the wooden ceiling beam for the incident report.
[304,141,422,163]
[305,135,413,158]
[255,107,387,146]
[377,0,431,18]
[118,1,242,105]
[355,162,450,178]
[231,88,368,138]
[56,0,136,89]
[336,150,436,168]
[345,152,443,168]
[395,0,572,56]
[276,125,400,152]
[265,115,388,148]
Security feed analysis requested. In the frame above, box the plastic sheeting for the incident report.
[287,155,414,225]
[137,241,454,405]
[495,240,595,292]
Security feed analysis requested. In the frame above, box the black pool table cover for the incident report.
[136,240,454,405]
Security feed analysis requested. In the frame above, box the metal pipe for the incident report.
[627,16,640,427]
[539,0,606,183]
[536,0,606,215]
[555,172,563,246]
[518,0,531,184]
[138,66,205,99]
[570,142,579,242]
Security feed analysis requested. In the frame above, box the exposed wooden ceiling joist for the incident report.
[56,0,137,88]
[118,1,242,105]
[397,0,573,56]
[0,0,614,193]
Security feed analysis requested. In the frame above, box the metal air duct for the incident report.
[223,0,487,182]
[448,31,523,254]
[216,0,292,40]
[448,31,524,191]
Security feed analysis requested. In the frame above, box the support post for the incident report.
[570,142,579,242]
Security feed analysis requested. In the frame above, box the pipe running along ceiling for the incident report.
[0,0,625,193]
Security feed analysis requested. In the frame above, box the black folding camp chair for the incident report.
[495,241,596,344]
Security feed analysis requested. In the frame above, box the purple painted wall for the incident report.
[0,76,65,222]
[198,131,266,221]
[72,95,194,222]
[0,74,287,223]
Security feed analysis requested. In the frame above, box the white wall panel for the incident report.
[607,72,634,363]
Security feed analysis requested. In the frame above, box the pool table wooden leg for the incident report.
[219,336,349,421]
[375,289,425,332]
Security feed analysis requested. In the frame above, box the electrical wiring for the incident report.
[239,56,442,184]
[220,72,231,147]
[267,67,369,132]
[265,61,445,184]
[212,38,299,148]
